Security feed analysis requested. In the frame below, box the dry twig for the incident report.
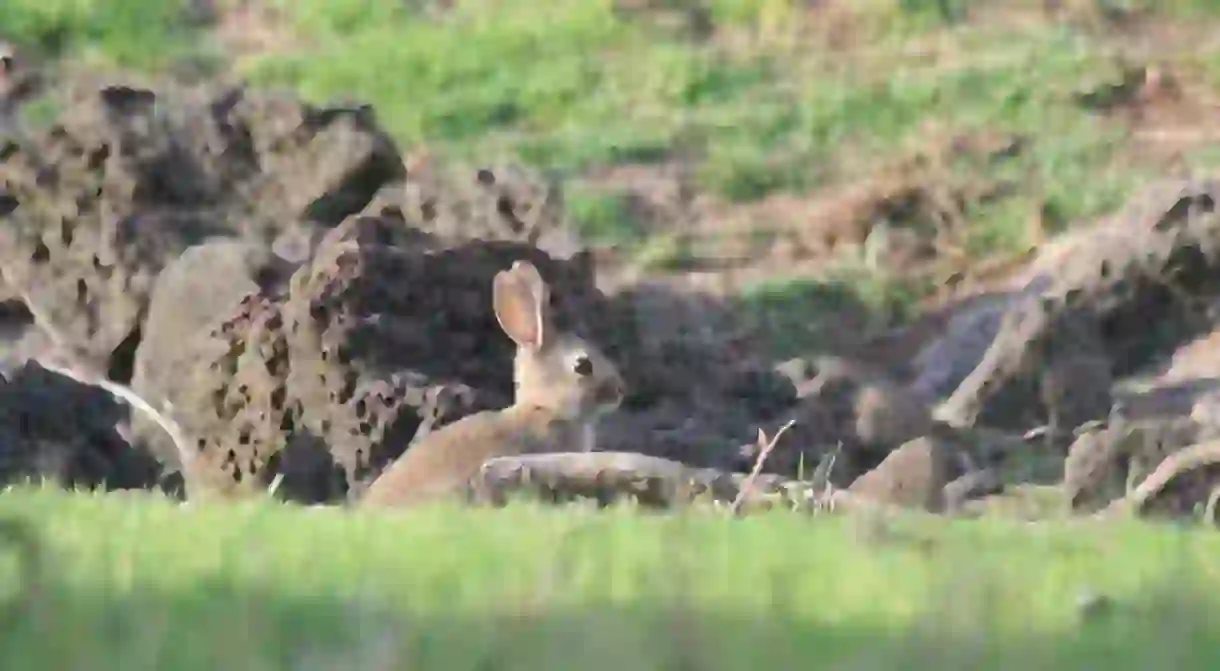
[1096,439,1220,518]
[34,360,194,472]
[729,419,795,515]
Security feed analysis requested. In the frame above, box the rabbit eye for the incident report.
[573,355,593,377]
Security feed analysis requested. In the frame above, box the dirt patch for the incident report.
[590,129,1022,275]
[581,129,1029,366]
[210,1,306,63]
[1072,56,1220,167]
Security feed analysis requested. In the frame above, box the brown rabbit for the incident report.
[360,260,626,508]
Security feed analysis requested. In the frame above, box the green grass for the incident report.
[4,0,1217,258]
[2,487,1220,669]
[0,0,205,69]
[223,0,1181,293]
[565,185,650,247]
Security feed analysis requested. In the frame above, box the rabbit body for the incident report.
[360,403,591,507]
[360,260,625,508]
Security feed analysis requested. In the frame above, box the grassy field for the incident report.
[0,487,1217,669]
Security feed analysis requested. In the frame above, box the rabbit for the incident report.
[359,259,627,508]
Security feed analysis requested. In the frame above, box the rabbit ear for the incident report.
[493,261,550,351]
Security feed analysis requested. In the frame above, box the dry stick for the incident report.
[472,451,732,509]
[471,449,946,519]
[35,361,194,468]
[729,419,795,515]
[1096,439,1220,519]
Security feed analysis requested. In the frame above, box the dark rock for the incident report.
[0,360,161,490]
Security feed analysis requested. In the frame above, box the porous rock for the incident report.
[129,237,300,469]
[159,210,629,503]
[219,89,405,236]
[360,159,582,256]
[919,179,1220,437]
[171,292,297,500]
[0,81,405,375]
[1,78,807,501]
[0,80,411,495]
[846,435,953,512]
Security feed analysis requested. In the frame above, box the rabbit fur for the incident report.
[360,260,626,508]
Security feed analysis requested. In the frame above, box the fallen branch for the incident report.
[469,451,756,510]
[1095,439,1220,519]
[468,450,955,519]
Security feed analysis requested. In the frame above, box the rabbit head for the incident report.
[492,260,626,421]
